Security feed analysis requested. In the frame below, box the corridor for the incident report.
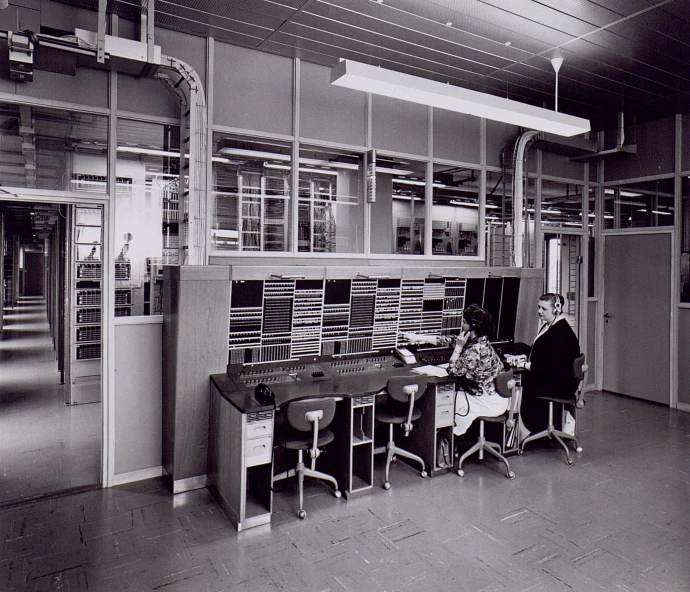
[0,296,100,506]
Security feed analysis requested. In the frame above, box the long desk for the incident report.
[208,352,457,532]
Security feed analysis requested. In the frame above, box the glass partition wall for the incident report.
[208,141,514,260]
[115,119,181,316]
[211,134,292,253]
[486,170,513,266]
[680,177,690,303]
[430,164,480,256]
[298,145,364,254]
[0,103,108,192]
[604,178,675,229]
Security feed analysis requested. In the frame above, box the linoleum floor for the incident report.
[0,296,101,505]
[2,383,690,590]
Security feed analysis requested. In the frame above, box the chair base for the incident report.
[376,423,427,489]
[456,420,514,479]
[273,450,341,518]
[519,402,582,465]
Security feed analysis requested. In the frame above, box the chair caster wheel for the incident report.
[383,481,391,490]
[576,446,583,453]
[298,509,307,519]
[566,459,573,466]
[334,490,342,499]
[457,469,464,477]
[517,449,524,456]
[506,471,516,479]
[420,470,427,478]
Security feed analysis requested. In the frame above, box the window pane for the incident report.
[0,103,108,193]
[371,156,427,255]
[431,165,479,256]
[541,180,584,229]
[115,120,181,316]
[212,134,291,252]
[588,188,596,298]
[298,146,364,253]
[681,178,690,303]
[486,170,513,266]
[604,179,674,229]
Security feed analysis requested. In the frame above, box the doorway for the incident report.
[542,232,582,336]
[0,199,102,505]
[602,232,671,403]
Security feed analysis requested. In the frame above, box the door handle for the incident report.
[603,313,613,318]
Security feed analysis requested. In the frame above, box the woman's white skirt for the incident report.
[454,391,510,436]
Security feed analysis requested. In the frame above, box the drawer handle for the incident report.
[253,444,267,452]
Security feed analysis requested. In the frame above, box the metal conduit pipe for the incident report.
[511,130,539,267]
[156,56,208,266]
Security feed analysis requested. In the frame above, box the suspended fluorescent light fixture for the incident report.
[264,162,339,176]
[603,188,644,197]
[117,146,184,158]
[331,60,590,137]
[375,166,413,175]
[449,200,499,209]
[393,178,446,188]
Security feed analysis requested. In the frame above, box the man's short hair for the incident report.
[539,293,564,309]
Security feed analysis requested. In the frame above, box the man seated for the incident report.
[516,293,581,440]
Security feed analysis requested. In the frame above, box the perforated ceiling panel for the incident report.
[48,0,690,129]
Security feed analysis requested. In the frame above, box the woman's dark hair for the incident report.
[463,304,495,337]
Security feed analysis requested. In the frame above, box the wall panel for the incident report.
[679,308,690,406]
[155,28,208,90]
[300,60,366,147]
[587,299,596,386]
[372,95,428,157]
[0,67,108,108]
[542,149,585,180]
[604,117,675,181]
[433,108,480,164]
[118,73,178,119]
[485,120,519,168]
[114,321,162,475]
[213,43,292,136]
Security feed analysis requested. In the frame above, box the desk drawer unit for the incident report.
[435,404,454,427]
[433,383,456,475]
[246,419,272,440]
[246,436,272,466]
[436,383,455,427]
[245,413,273,467]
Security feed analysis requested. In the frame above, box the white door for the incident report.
[543,233,582,336]
[603,233,671,403]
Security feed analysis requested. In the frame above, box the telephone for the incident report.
[254,383,276,406]
[395,347,417,365]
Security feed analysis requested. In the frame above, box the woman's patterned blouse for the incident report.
[437,334,503,396]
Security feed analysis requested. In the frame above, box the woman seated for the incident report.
[402,304,506,438]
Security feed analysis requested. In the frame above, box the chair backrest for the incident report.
[385,375,428,403]
[573,354,587,381]
[286,397,337,432]
[495,369,515,399]
[573,354,588,408]
[494,369,518,427]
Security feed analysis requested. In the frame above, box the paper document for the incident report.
[412,365,448,378]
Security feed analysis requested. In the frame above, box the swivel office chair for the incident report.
[518,354,588,465]
[273,397,342,519]
[375,375,428,489]
[456,370,518,479]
